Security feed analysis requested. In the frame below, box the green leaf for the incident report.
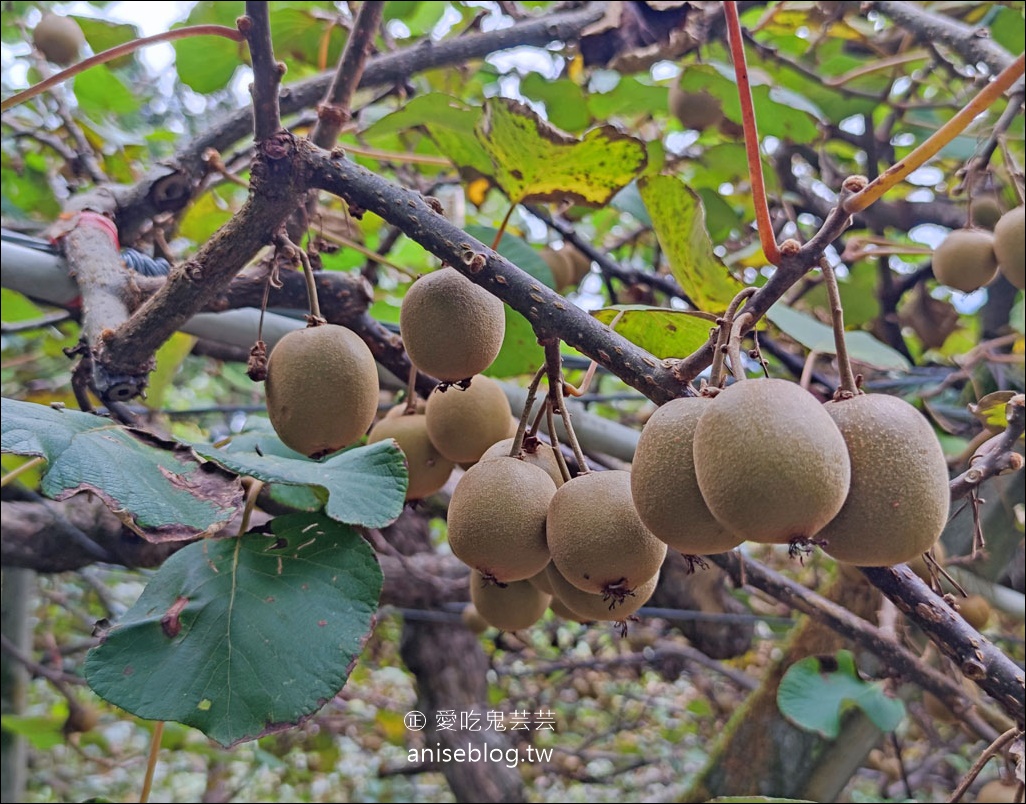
[172,26,242,94]
[145,333,197,411]
[592,306,715,359]
[777,650,905,739]
[588,76,667,120]
[0,398,242,541]
[767,303,911,371]
[638,175,743,312]
[364,94,490,178]
[191,420,407,528]
[990,6,1025,57]
[84,512,382,748]
[0,714,65,750]
[520,73,592,133]
[75,17,138,68]
[968,391,1018,433]
[73,64,139,117]
[475,97,647,206]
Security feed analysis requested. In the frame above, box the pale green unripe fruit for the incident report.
[545,564,659,622]
[469,570,550,631]
[367,412,453,500]
[265,325,379,458]
[425,375,512,463]
[632,397,743,555]
[994,205,1025,290]
[932,228,999,292]
[400,267,505,381]
[547,470,666,595]
[693,379,851,544]
[447,457,556,583]
[819,394,949,567]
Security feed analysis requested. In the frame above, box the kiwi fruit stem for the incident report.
[820,258,859,397]
[544,340,589,473]
[403,364,420,415]
[508,365,547,459]
[709,287,758,388]
[544,401,573,484]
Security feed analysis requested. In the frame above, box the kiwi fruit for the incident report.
[367,411,454,500]
[461,603,491,634]
[550,595,590,622]
[446,457,556,582]
[976,779,1024,803]
[480,436,565,487]
[970,195,1003,230]
[469,570,551,631]
[265,325,379,458]
[425,375,512,463]
[399,267,505,381]
[546,563,659,622]
[33,13,85,65]
[931,228,999,292]
[632,397,743,555]
[383,397,426,417]
[818,394,949,567]
[527,564,555,595]
[540,246,591,292]
[957,594,992,631]
[693,379,851,545]
[994,205,1026,290]
[547,470,667,597]
[668,82,723,130]
[922,691,957,724]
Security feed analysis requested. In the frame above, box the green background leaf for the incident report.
[0,398,241,541]
[592,306,714,359]
[777,650,906,739]
[639,175,743,312]
[191,420,407,528]
[84,512,382,747]
[767,303,911,371]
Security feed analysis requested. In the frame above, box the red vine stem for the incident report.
[723,1,780,266]
[845,52,1026,214]
[1,25,245,113]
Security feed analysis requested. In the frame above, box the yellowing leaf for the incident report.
[638,175,743,312]
[592,306,715,359]
[475,98,647,206]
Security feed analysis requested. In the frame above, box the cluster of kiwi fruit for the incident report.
[631,378,952,568]
[932,204,1025,292]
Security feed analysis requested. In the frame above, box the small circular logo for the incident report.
[404,711,427,731]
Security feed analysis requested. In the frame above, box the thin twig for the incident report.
[1,25,244,112]
[242,3,283,141]
[139,721,165,804]
[724,1,780,265]
[820,258,859,396]
[846,53,1026,214]
[544,340,588,473]
[0,456,45,488]
[947,727,1021,804]
[309,1,385,149]
[509,365,547,458]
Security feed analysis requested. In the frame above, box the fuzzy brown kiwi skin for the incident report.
[470,570,551,631]
[480,436,565,487]
[33,13,85,65]
[425,375,512,463]
[399,267,505,382]
[265,325,380,458]
[819,394,949,567]
[693,379,851,545]
[547,470,667,597]
[367,413,453,500]
[931,228,999,292]
[446,457,556,583]
[632,397,743,555]
[994,205,1026,290]
[668,83,723,130]
[545,564,659,622]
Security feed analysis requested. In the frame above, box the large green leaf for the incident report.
[777,650,905,739]
[767,303,911,371]
[172,5,244,95]
[520,73,592,133]
[0,398,242,541]
[639,175,744,312]
[475,97,647,206]
[84,512,382,748]
[191,420,407,528]
[73,64,139,117]
[592,306,715,359]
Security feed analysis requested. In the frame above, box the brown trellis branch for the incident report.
[242,2,284,142]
